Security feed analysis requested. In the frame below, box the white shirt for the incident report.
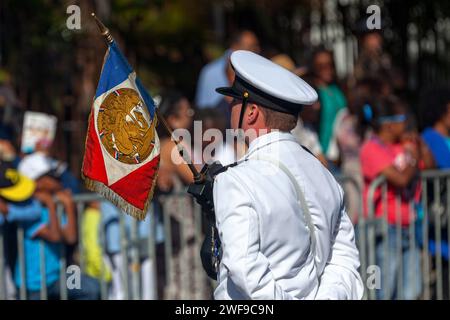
[211,141,248,167]
[211,142,237,167]
[213,131,363,300]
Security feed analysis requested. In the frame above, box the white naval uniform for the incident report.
[213,131,364,300]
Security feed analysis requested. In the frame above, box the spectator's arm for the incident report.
[0,199,7,226]
[5,198,43,223]
[0,198,8,221]
[36,176,63,193]
[381,163,417,188]
[56,190,77,245]
[162,140,194,186]
[175,162,194,185]
[33,192,62,242]
[419,137,435,169]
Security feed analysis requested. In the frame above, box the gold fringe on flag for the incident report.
[82,167,159,221]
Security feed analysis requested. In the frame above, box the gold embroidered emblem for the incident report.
[97,88,157,164]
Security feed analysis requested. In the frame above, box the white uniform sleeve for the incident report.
[315,187,364,300]
[214,171,294,300]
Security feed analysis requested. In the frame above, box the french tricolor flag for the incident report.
[82,41,160,220]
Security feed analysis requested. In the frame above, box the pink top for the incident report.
[360,138,419,226]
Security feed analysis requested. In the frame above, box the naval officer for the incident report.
[211,50,364,300]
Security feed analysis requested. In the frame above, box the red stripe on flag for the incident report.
[82,110,108,184]
[109,155,160,210]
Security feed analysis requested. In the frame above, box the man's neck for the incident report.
[245,127,273,145]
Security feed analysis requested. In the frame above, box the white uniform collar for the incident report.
[244,131,297,160]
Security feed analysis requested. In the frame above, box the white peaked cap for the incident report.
[216,50,318,114]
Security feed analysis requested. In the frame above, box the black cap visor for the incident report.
[215,86,242,101]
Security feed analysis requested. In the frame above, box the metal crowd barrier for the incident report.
[0,192,211,300]
[1,169,450,300]
[353,169,450,300]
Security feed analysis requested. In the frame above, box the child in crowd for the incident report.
[13,193,100,299]
[0,161,100,299]
[359,96,429,299]
[18,148,79,243]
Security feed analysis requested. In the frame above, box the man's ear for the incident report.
[246,103,259,125]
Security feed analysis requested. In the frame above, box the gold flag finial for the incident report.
[91,13,114,44]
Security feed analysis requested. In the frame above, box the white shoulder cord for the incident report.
[249,155,318,274]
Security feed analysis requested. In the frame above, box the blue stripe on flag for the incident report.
[136,77,155,119]
[95,42,132,99]
[95,42,156,120]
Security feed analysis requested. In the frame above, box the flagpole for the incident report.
[91,13,113,44]
[91,13,203,183]
[155,109,203,182]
